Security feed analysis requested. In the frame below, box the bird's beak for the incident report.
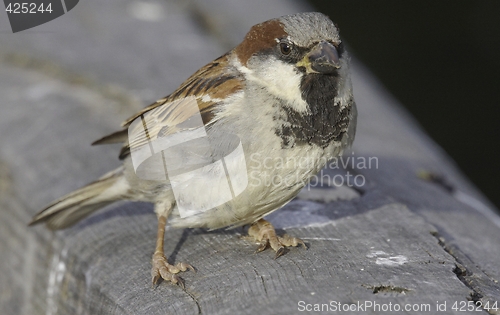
[298,41,341,74]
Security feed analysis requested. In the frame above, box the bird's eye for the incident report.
[279,42,292,55]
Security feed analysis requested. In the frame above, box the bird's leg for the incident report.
[247,219,307,258]
[151,214,194,288]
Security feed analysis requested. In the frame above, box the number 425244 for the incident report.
[5,3,53,14]
[452,301,498,312]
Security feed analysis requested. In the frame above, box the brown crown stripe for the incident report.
[235,19,286,66]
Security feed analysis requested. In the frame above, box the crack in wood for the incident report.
[182,287,202,315]
[430,231,498,315]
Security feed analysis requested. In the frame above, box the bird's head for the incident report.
[234,12,350,114]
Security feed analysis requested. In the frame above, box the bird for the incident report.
[29,12,357,288]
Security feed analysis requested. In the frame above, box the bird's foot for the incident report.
[247,219,307,258]
[151,252,195,288]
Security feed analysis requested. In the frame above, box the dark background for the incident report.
[308,0,500,210]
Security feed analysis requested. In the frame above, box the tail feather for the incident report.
[91,129,128,145]
[30,167,128,230]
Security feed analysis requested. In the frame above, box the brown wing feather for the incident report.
[121,53,239,128]
[94,53,244,160]
[92,129,128,145]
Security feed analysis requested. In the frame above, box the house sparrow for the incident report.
[30,12,357,287]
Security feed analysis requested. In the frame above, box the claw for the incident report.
[174,275,185,289]
[151,252,193,288]
[282,234,308,249]
[177,262,196,273]
[152,274,160,288]
[274,246,286,259]
[256,240,269,253]
[246,219,307,258]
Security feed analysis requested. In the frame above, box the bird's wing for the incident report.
[92,53,244,160]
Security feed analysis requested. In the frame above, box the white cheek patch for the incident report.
[236,58,310,114]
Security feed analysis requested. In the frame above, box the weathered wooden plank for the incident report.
[1,0,499,314]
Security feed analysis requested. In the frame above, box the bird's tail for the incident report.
[29,167,129,230]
